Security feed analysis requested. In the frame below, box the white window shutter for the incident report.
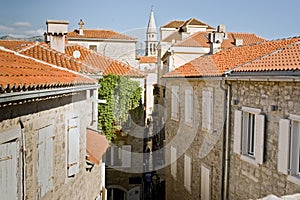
[255,114,265,165]
[185,88,193,124]
[202,90,213,132]
[67,117,80,176]
[184,155,191,190]
[278,119,291,174]
[0,142,18,200]
[122,145,131,168]
[171,146,177,177]
[37,125,54,197]
[201,165,211,200]
[171,86,179,119]
[233,110,242,154]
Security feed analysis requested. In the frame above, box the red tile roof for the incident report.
[163,37,300,78]
[161,20,185,29]
[0,47,96,93]
[0,40,144,78]
[86,129,109,165]
[65,45,144,77]
[231,41,300,73]
[67,29,137,41]
[139,56,157,64]
[174,32,266,48]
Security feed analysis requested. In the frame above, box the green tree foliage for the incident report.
[98,74,142,141]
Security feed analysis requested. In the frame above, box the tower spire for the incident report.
[145,8,158,56]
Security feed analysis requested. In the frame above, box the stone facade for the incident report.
[0,89,104,200]
[164,78,225,200]
[228,80,300,199]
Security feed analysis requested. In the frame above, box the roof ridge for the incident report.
[17,41,39,53]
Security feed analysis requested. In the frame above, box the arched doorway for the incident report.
[107,185,127,200]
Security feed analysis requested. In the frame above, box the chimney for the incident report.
[45,20,69,53]
[209,24,227,54]
[235,38,243,46]
[217,24,226,33]
[78,19,84,36]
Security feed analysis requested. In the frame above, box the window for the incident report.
[89,45,97,51]
[170,146,177,178]
[184,87,193,125]
[92,89,98,122]
[105,145,131,168]
[67,116,80,177]
[184,155,192,191]
[202,89,213,132]
[171,86,179,120]
[278,115,300,183]
[233,107,265,165]
[37,124,54,198]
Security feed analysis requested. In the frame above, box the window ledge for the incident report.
[288,175,300,185]
[240,155,259,167]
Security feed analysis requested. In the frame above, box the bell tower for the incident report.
[145,8,158,56]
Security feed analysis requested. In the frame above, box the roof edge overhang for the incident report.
[0,84,99,104]
[68,38,138,43]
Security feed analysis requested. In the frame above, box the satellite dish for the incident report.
[73,50,81,58]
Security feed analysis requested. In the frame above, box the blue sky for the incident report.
[1,0,300,41]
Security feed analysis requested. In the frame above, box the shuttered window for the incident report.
[184,155,192,191]
[202,89,213,132]
[278,116,300,179]
[67,117,80,177]
[106,145,131,168]
[37,124,54,198]
[92,89,98,122]
[0,141,18,200]
[233,107,265,165]
[170,146,177,178]
[171,86,179,120]
[201,165,211,200]
[185,87,193,124]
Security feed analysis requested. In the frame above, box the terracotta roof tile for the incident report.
[161,20,185,28]
[164,37,300,78]
[86,129,109,165]
[67,29,137,41]
[174,32,266,48]
[0,47,96,93]
[65,45,144,77]
[0,41,144,78]
[139,56,157,64]
[231,41,300,73]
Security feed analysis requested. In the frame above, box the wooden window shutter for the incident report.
[233,110,242,154]
[171,86,179,119]
[278,118,291,174]
[0,142,18,200]
[37,125,54,197]
[254,114,265,165]
[201,165,211,200]
[171,146,177,177]
[67,117,80,176]
[202,90,213,132]
[184,155,192,190]
[122,145,131,168]
[185,88,193,124]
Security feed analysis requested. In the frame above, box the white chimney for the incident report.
[235,38,243,46]
[217,24,226,33]
[78,19,84,36]
[45,20,69,53]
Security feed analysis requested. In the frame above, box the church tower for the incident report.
[145,8,158,56]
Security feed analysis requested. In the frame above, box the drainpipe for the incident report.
[219,79,231,200]
[19,120,26,200]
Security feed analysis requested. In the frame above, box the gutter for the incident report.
[0,84,99,104]
[219,79,231,200]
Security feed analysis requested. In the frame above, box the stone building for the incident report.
[162,37,300,199]
[67,19,138,67]
[226,39,300,199]
[0,47,108,200]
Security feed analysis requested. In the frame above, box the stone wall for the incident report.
[0,89,104,200]
[228,80,300,199]
[164,79,225,200]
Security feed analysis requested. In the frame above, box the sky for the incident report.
[1,0,300,42]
